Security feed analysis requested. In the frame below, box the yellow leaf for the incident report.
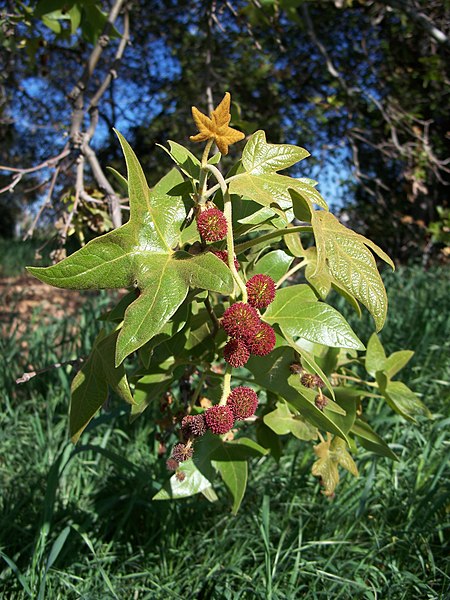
[190,92,245,155]
[311,433,358,496]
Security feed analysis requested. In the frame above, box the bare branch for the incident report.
[24,164,62,240]
[16,357,84,385]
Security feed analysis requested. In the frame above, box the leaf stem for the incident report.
[219,364,233,405]
[204,294,220,336]
[234,226,313,254]
[189,370,207,411]
[224,189,248,302]
[333,373,378,387]
[203,174,242,199]
[197,139,214,203]
[276,259,307,288]
[204,164,248,301]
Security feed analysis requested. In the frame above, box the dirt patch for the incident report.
[0,274,99,337]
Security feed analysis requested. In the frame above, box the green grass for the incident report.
[0,262,449,599]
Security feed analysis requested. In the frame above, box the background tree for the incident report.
[1,0,448,261]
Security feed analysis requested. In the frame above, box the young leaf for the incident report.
[241,130,309,175]
[70,329,134,443]
[351,419,398,461]
[190,92,245,155]
[158,140,200,180]
[379,378,432,422]
[263,401,317,440]
[311,211,394,331]
[365,333,387,377]
[27,131,234,365]
[383,350,414,379]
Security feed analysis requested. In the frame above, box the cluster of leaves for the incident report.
[27,95,430,512]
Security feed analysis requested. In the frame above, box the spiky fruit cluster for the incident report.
[301,373,325,389]
[197,207,227,242]
[246,274,276,310]
[301,373,317,388]
[247,322,276,356]
[166,457,179,471]
[227,387,258,420]
[315,393,328,411]
[212,249,240,271]
[223,338,250,368]
[205,405,235,434]
[171,443,194,463]
[221,302,261,343]
[181,414,207,438]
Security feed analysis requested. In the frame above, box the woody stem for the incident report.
[220,364,233,405]
[204,164,248,302]
[197,139,214,203]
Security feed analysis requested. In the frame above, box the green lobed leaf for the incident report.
[157,140,200,180]
[311,211,394,331]
[229,172,328,213]
[241,130,310,175]
[264,286,364,350]
[304,247,331,300]
[70,329,134,443]
[27,131,233,366]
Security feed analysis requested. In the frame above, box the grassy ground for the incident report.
[0,252,449,599]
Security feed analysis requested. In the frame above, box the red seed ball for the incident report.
[204,405,235,435]
[221,302,261,344]
[227,386,259,420]
[197,207,228,242]
[212,249,240,271]
[181,414,207,438]
[223,338,250,368]
[247,322,276,356]
[246,274,276,309]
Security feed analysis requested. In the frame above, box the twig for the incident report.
[204,295,220,336]
[24,164,62,240]
[0,146,70,195]
[61,155,85,244]
[16,357,84,384]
